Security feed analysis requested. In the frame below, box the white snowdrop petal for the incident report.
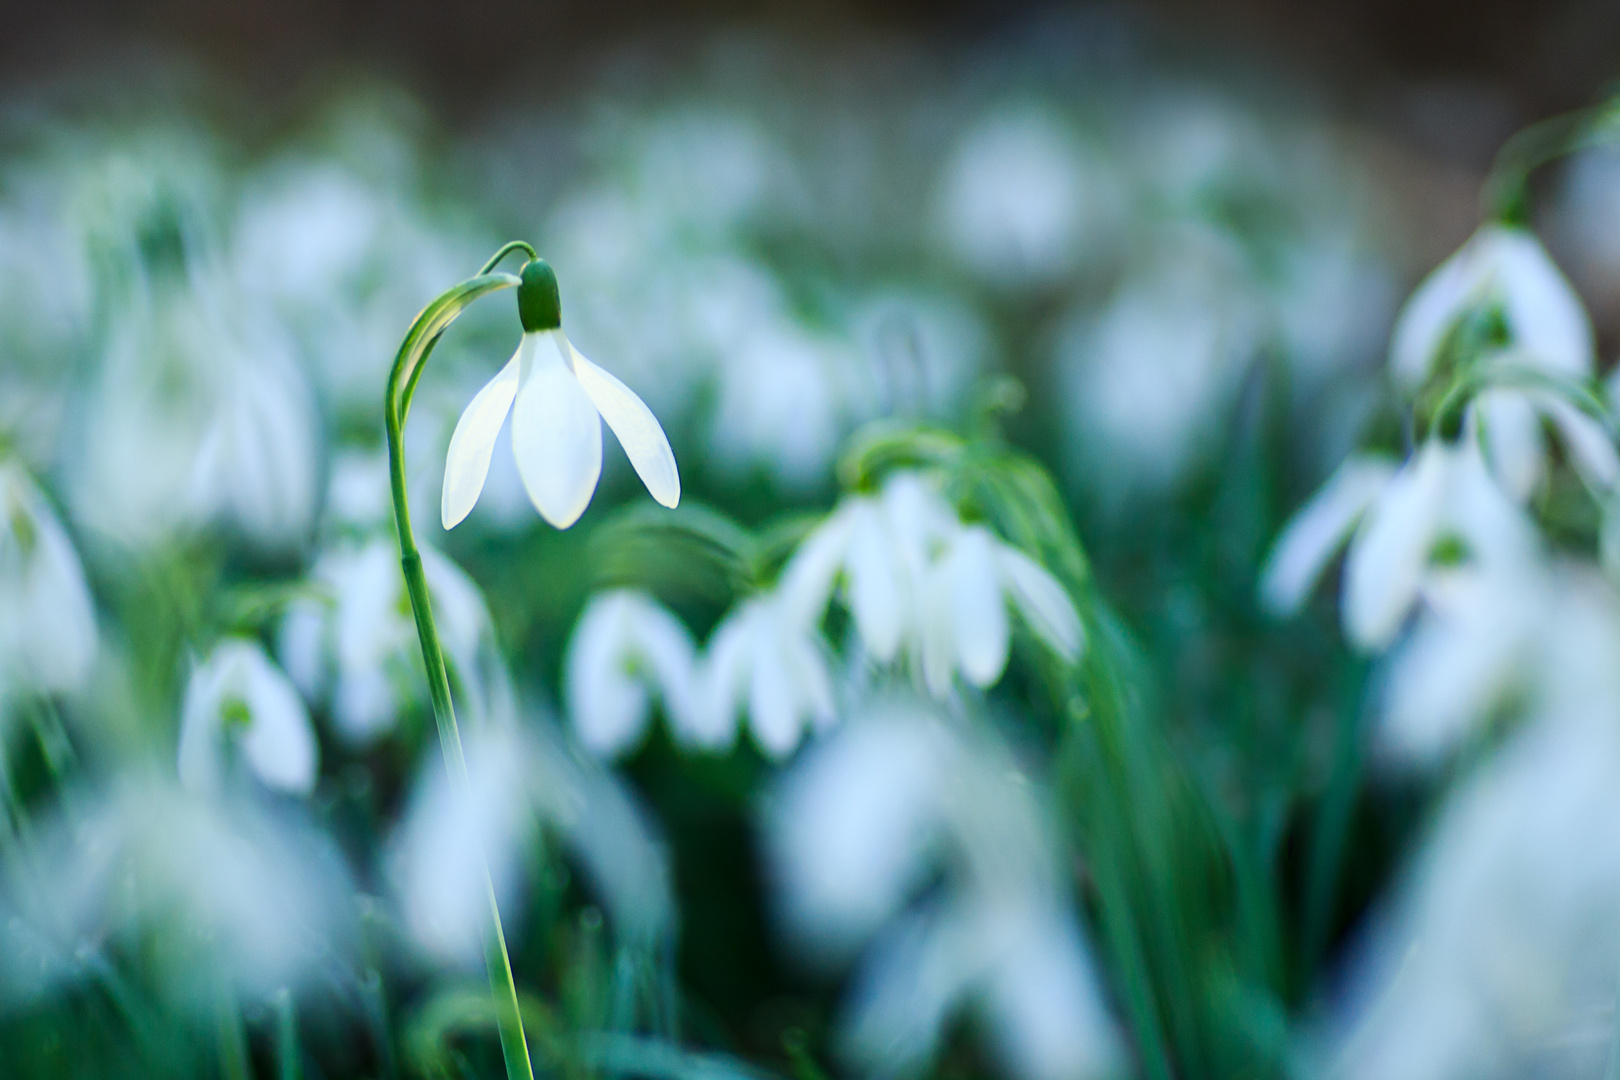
[778,507,855,627]
[441,344,523,529]
[512,332,603,529]
[565,593,653,758]
[1473,390,1545,503]
[994,545,1083,662]
[239,650,319,795]
[1260,456,1397,617]
[950,527,1011,687]
[1388,244,1477,391]
[847,501,905,661]
[1535,392,1620,493]
[920,564,958,699]
[626,595,700,731]
[749,631,803,758]
[1494,227,1594,377]
[1343,440,1453,651]
[686,606,751,750]
[566,336,681,509]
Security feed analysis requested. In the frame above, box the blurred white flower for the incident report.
[278,537,511,744]
[7,776,356,1016]
[1467,376,1620,502]
[1058,229,1265,503]
[72,274,319,550]
[442,328,679,530]
[781,472,1082,696]
[177,638,318,796]
[916,525,1084,697]
[0,460,98,703]
[1263,437,1536,650]
[1389,224,1592,392]
[767,704,1121,1080]
[699,594,837,759]
[709,322,863,492]
[565,589,699,758]
[393,720,674,965]
[1260,456,1399,617]
[936,107,1113,287]
[1333,706,1620,1080]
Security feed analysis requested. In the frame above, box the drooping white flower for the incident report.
[699,594,838,759]
[177,638,318,797]
[1260,456,1399,617]
[936,106,1115,288]
[1389,224,1592,392]
[1333,704,1620,1080]
[767,703,1121,1080]
[8,775,356,1017]
[278,537,511,745]
[917,525,1085,697]
[72,268,320,551]
[1262,437,1536,651]
[0,461,98,703]
[1462,356,1620,503]
[392,720,674,965]
[780,472,1083,697]
[565,589,699,758]
[441,261,679,531]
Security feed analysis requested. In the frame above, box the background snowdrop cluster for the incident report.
[4,7,1620,1080]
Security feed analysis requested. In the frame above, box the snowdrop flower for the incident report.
[1390,224,1592,392]
[393,720,674,965]
[782,472,1082,697]
[767,703,1121,1080]
[72,265,319,550]
[0,461,97,704]
[185,318,320,549]
[1467,375,1620,501]
[700,593,838,759]
[278,537,511,744]
[441,259,679,530]
[936,106,1114,288]
[1332,703,1620,1080]
[709,321,863,492]
[177,638,318,796]
[1058,231,1266,503]
[565,589,699,758]
[8,775,356,1017]
[1262,437,1536,650]
[916,525,1085,698]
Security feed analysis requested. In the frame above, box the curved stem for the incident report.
[1483,101,1620,224]
[385,261,533,1080]
[481,240,539,275]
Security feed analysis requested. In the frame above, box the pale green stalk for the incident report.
[384,244,535,1080]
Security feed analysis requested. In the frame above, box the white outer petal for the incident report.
[566,335,681,509]
[512,331,603,529]
[846,499,905,661]
[238,647,319,795]
[994,544,1083,662]
[1472,390,1544,503]
[1343,440,1453,651]
[1260,456,1397,617]
[689,604,752,750]
[1388,240,1478,391]
[1534,391,1620,494]
[778,506,854,627]
[1492,226,1594,378]
[442,343,522,529]
[949,527,1010,687]
[565,592,652,758]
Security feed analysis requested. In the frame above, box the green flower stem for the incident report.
[1483,100,1620,224]
[385,261,533,1080]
